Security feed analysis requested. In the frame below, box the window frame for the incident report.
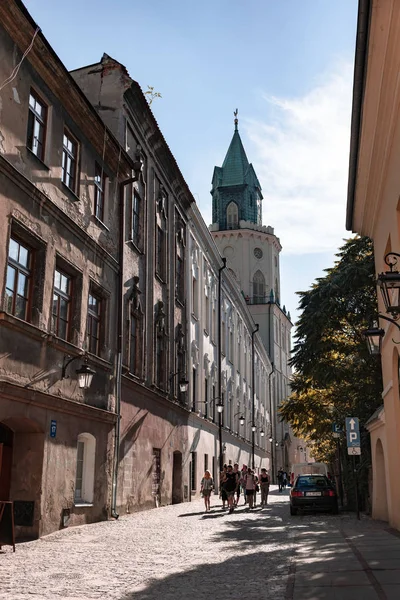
[27,89,47,162]
[5,236,33,322]
[131,190,141,247]
[94,163,106,222]
[62,128,79,194]
[86,290,102,356]
[74,433,96,505]
[52,267,72,341]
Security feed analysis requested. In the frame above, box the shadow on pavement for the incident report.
[120,550,289,600]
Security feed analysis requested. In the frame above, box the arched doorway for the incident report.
[172,451,183,504]
[0,422,13,500]
[374,438,389,522]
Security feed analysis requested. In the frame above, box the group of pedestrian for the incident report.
[277,468,288,492]
[200,463,271,513]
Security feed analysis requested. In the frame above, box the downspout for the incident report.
[111,152,143,519]
[251,324,259,469]
[218,257,227,477]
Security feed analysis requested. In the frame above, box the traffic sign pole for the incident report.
[353,455,360,520]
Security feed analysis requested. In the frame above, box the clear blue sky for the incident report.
[26,0,359,326]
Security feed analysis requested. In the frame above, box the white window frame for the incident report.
[74,433,96,505]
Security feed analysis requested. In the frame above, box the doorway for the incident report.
[172,451,183,504]
[374,438,388,521]
[0,423,13,500]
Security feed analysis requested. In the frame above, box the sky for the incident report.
[26,0,359,327]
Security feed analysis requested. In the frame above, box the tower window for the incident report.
[253,270,265,304]
[226,202,238,229]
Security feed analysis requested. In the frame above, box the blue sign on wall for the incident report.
[50,419,57,438]
[332,423,343,434]
[345,417,360,447]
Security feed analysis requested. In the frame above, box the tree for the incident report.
[280,236,383,507]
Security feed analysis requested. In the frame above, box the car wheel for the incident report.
[332,504,339,515]
[290,506,298,516]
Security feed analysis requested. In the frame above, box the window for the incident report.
[74,433,96,504]
[191,451,197,490]
[27,90,47,162]
[5,238,32,321]
[204,454,209,472]
[132,192,141,246]
[212,385,216,422]
[62,130,78,193]
[156,226,165,279]
[176,255,184,302]
[192,276,198,316]
[226,201,238,229]
[192,367,197,411]
[86,291,101,355]
[204,378,208,418]
[94,163,106,221]
[253,270,265,304]
[52,268,72,340]
[156,335,165,388]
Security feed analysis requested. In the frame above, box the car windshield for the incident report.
[296,476,329,487]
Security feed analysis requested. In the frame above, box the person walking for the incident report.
[200,470,214,512]
[277,468,284,492]
[260,468,270,506]
[220,464,228,510]
[240,465,248,505]
[283,471,288,489]
[244,468,256,509]
[233,463,241,507]
[223,464,237,513]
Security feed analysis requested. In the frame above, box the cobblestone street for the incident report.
[1,487,400,600]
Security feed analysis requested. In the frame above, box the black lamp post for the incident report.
[268,366,275,482]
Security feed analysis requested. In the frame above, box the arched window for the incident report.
[226,202,238,229]
[74,433,96,504]
[253,270,265,304]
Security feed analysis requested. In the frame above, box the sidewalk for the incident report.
[288,516,400,600]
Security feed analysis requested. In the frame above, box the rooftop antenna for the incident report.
[234,108,238,130]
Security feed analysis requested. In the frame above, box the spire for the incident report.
[220,118,250,187]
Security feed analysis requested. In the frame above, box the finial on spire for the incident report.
[234,108,238,130]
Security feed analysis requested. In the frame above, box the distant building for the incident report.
[209,117,293,474]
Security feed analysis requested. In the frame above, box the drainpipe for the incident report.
[251,324,259,470]
[111,151,143,519]
[217,257,226,478]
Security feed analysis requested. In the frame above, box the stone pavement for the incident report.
[1,486,400,599]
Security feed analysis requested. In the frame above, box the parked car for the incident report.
[290,474,338,515]
[290,462,330,487]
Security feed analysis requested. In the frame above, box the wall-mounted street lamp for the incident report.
[377,252,400,317]
[169,372,189,393]
[363,252,400,355]
[61,354,95,390]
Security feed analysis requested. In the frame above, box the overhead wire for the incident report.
[0,27,40,92]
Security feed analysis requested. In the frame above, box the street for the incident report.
[1,486,400,600]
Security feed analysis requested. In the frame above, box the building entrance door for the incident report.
[172,451,182,504]
[0,423,13,501]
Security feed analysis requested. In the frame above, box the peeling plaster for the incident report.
[12,86,20,103]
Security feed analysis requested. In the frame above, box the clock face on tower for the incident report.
[254,247,263,259]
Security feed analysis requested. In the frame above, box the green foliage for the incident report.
[280,237,382,500]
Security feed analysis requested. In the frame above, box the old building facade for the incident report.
[0,1,134,538]
[347,0,400,531]
[0,0,294,538]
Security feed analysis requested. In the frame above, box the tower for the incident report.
[209,112,293,472]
